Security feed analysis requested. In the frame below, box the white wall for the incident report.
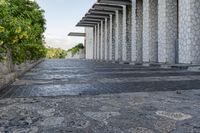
[85,27,94,59]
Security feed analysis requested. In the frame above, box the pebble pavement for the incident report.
[0,59,200,133]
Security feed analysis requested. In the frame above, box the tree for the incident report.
[46,47,67,59]
[0,0,46,66]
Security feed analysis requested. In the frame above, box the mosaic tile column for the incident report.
[179,0,200,64]
[132,0,143,63]
[93,26,97,59]
[143,0,158,63]
[100,21,105,60]
[104,18,108,61]
[85,27,94,59]
[109,14,113,61]
[115,10,119,61]
[112,15,116,61]
[158,0,178,63]
[107,18,111,61]
[97,23,101,60]
[115,10,123,62]
[122,5,132,63]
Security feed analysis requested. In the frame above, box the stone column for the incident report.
[158,0,178,63]
[115,10,123,62]
[97,23,100,60]
[107,18,111,61]
[93,26,97,59]
[143,0,158,63]
[115,10,119,61]
[179,0,200,64]
[95,25,98,60]
[132,0,143,64]
[85,27,94,59]
[100,21,105,60]
[104,18,108,61]
[112,15,116,61]
[122,5,132,63]
[99,23,102,60]
[109,14,113,61]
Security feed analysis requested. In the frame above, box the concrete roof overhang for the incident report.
[82,17,105,22]
[78,15,105,27]
[68,32,86,37]
[80,20,101,24]
[76,23,96,27]
[85,13,110,18]
[97,0,131,5]
[77,15,107,27]
[89,9,115,15]
[76,2,126,27]
[92,3,123,11]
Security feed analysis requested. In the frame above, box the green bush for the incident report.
[46,47,67,59]
[67,43,84,56]
[0,0,46,64]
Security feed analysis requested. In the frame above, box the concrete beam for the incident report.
[85,13,110,17]
[85,14,110,19]
[82,17,104,22]
[76,23,96,27]
[77,22,97,25]
[80,20,100,24]
[93,3,123,11]
[68,32,86,37]
[97,0,131,5]
[89,9,115,15]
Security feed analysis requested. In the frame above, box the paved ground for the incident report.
[1,59,200,98]
[0,59,200,133]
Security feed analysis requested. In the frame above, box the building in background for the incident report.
[75,0,200,65]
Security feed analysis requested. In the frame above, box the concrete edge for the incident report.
[0,59,44,91]
[17,59,44,78]
[84,59,200,71]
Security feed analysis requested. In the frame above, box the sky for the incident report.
[36,0,96,50]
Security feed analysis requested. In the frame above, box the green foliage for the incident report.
[0,0,46,64]
[46,47,67,59]
[67,43,84,56]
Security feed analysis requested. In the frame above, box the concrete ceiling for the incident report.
[76,0,129,27]
[97,0,131,5]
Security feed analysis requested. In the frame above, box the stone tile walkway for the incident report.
[0,59,200,132]
[1,59,200,98]
[0,90,200,132]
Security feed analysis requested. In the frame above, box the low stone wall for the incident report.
[0,59,43,90]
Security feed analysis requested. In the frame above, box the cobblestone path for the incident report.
[1,59,200,98]
[0,59,200,133]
